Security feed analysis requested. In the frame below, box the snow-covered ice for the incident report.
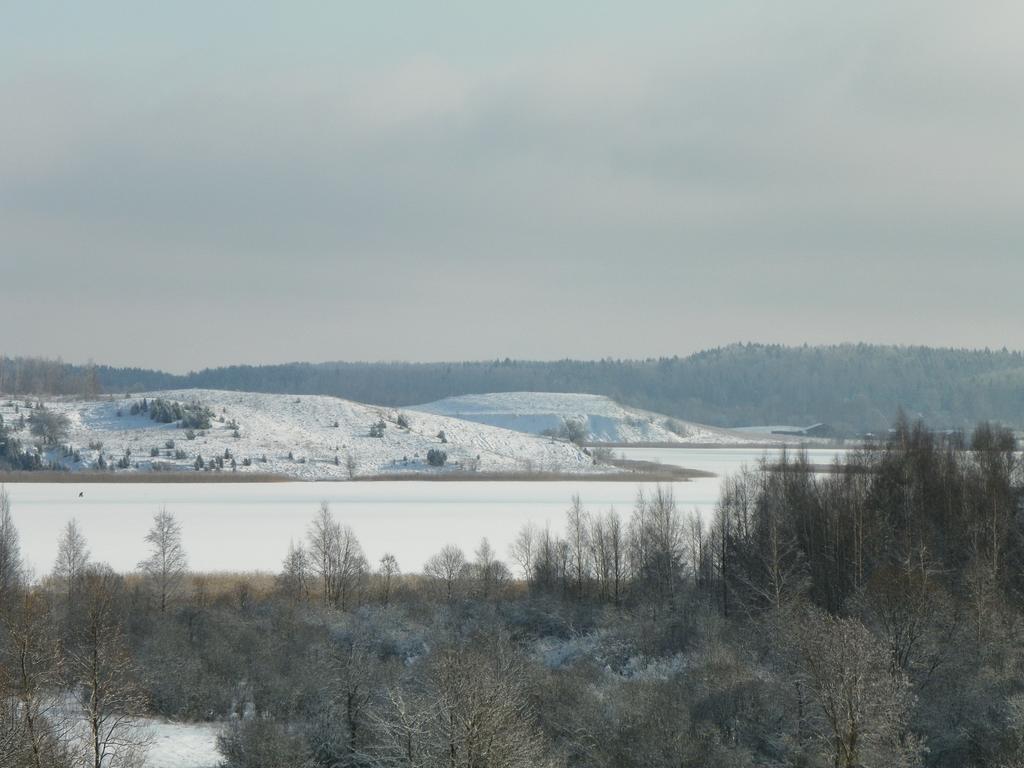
[4,478,717,576]
[2,448,856,577]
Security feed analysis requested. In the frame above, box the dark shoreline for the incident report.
[358,466,713,482]
[0,467,714,484]
[0,471,290,483]
[584,441,846,450]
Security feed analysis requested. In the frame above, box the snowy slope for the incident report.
[411,392,778,445]
[2,390,597,480]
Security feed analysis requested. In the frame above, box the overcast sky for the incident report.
[2,1,1022,372]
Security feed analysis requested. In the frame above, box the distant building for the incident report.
[771,423,834,438]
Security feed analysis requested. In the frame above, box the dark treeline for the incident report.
[0,358,145,398]
[5,344,1024,432]
[1,418,1023,767]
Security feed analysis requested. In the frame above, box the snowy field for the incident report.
[2,390,598,480]
[412,391,778,445]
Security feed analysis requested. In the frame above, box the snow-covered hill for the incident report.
[411,392,776,445]
[2,390,598,480]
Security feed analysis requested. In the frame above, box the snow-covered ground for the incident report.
[1,390,599,480]
[144,719,221,768]
[45,693,222,768]
[412,391,777,445]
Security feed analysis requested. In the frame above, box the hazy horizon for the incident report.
[3,1,1022,370]
[6,339,1024,380]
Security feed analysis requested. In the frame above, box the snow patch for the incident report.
[412,392,773,445]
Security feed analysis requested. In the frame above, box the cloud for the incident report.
[0,1,1021,368]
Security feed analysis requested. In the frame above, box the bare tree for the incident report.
[424,545,467,602]
[566,494,590,598]
[415,638,556,767]
[67,566,149,768]
[368,639,555,766]
[628,486,685,610]
[335,524,368,610]
[605,509,625,604]
[0,681,16,768]
[588,508,623,603]
[368,688,433,768]
[0,486,22,601]
[530,525,567,594]
[278,540,311,601]
[307,503,366,609]
[377,553,400,606]
[508,523,537,581]
[53,518,90,602]
[138,507,187,614]
[471,538,508,600]
[1,590,75,768]
[218,719,314,767]
[857,550,957,679]
[686,510,706,586]
[792,608,923,768]
[309,502,340,605]
[325,641,380,762]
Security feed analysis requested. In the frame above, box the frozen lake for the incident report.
[5,447,848,576]
[615,446,851,474]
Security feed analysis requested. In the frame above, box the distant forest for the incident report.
[2,344,1023,433]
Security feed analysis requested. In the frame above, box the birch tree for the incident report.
[138,508,187,614]
[53,518,90,602]
[1,591,75,768]
[67,566,149,768]
[0,486,22,601]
